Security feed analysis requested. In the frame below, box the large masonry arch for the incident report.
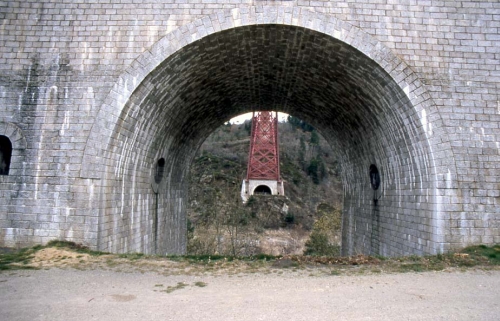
[81,7,455,256]
[5,2,498,255]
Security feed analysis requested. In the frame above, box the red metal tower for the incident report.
[241,111,284,201]
[246,111,280,180]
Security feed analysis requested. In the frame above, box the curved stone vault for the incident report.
[90,22,445,257]
[3,2,499,257]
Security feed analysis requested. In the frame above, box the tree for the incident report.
[244,119,252,135]
[287,115,301,130]
[287,115,314,132]
[310,130,320,145]
[303,231,339,256]
[307,158,320,184]
[319,158,327,182]
[298,136,306,170]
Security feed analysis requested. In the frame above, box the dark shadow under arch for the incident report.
[0,135,12,176]
[253,185,272,195]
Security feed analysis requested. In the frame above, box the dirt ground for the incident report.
[1,265,499,321]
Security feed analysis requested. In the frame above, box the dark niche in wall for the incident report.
[369,164,380,190]
[154,158,165,184]
[0,135,12,175]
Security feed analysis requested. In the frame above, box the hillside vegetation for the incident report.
[187,116,343,256]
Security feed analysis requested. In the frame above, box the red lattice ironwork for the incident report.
[246,111,281,181]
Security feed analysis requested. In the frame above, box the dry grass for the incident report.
[1,241,499,277]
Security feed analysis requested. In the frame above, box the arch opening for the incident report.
[0,135,12,176]
[253,185,272,195]
[188,114,342,256]
[94,23,439,257]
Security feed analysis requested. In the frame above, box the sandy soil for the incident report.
[1,266,499,321]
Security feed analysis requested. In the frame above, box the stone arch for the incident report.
[0,122,27,177]
[81,6,456,256]
[253,185,272,195]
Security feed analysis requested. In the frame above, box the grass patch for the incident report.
[194,281,207,287]
[253,253,278,261]
[272,258,299,269]
[385,245,500,273]
[0,240,108,271]
[398,263,425,273]
[45,240,107,256]
[168,254,233,263]
[1,241,499,276]
[163,282,188,293]
[117,253,145,260]
[166,253,280,264]
[461,244,500,265]
[0,247,39,271]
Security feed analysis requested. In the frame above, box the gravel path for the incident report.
[1,269,499,321]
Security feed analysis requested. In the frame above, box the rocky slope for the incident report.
[187,118,343,256]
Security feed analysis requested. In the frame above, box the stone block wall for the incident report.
[0,0,498,255]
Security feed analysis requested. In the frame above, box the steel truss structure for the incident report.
[246,111,281,181]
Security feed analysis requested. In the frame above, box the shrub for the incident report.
[303,231,340,256]
[284,213,295,224]
[246,196,256,207]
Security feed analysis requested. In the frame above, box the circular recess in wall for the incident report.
[369,164,380,190]
[154,158,165,184]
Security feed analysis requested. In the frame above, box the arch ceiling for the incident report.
[86,8,451,256]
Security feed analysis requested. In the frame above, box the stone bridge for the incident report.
[1,0,499,256]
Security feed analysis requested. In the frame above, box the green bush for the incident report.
[303,231,340,256]
[246,196,257,207]
[284,213,295,224]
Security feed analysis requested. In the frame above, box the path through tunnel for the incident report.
[94,23,440,257]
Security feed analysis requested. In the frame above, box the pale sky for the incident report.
[229,112,289,124]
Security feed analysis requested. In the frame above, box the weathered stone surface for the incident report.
[0,1,499,256]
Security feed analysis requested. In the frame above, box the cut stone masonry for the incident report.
[0,1,499,256]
